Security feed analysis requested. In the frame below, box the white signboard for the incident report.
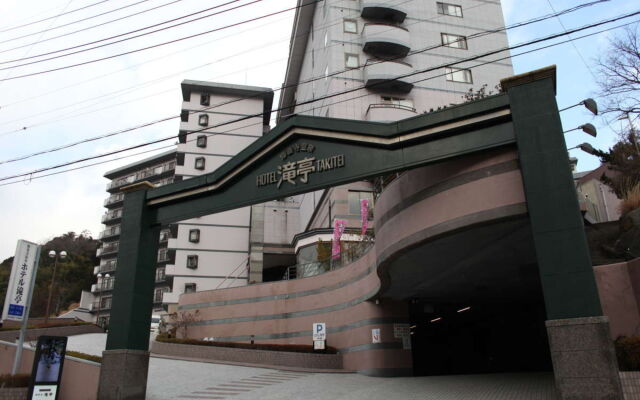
[313,340,325,350]
[312,323,326,341]
[371,328,381,344]
[2,240,41,322]
[31,385,57,399]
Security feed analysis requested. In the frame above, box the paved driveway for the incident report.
[66,334,559,400]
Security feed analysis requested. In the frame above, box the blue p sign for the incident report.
[312,323,326,340]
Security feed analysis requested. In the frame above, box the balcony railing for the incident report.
[99,225,121,239]
[364,60,414,93]
[366,103,417,122]
[91,280,115,293]
[91,301,112,311]
[96,260,117,274]
[362,23,411,58]
[104,193,125,207]
[97,242,119,257]
[361,0,407,23]
[106,160,176,190]
[101,209,123,223]
[157,250,170,262]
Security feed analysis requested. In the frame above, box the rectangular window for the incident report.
[441,33,467,49]
[158,248,169,262]
[195,157,205,170]
[185,283,197,294]
[345,53,359,69]
[348,191,375,214]
[198,114,208,126]
[381,96,414,109]
[200,93,210,106]
[101,297,112,309]
[344,19,357,33]
[159,229,170,242]
[437,2,462,17]
[189,229,200,243]
[187,255,199,269]
[155,267,166,282]
[154,288,165,303]
[180,110,189,122]
[445,67,473,83]
[196,135,207,148]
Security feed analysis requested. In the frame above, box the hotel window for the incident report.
[101,296,112,309]
[154,288,167,303]
[344,19,357,33]
[381,96,414,109]
[180,110,189,122]
[198,114,208,126]
[445,67,473,83]
[185,283,197,294]
[189,229,200,243]
[441,33,467,49]
[345,53,359,69]
[187,255,199,269]
[200,93,210,106]
[196,135,207,148]
[155,267,166,282]
[348,191,375,214]
[195,157,205,170]
[437,2,462,17]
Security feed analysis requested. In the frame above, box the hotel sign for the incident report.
[256,143,345,189]
[2,240,41,322]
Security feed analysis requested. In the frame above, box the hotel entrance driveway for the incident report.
[145,357,559,400]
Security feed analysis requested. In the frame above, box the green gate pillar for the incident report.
[503,66,622,399]
[98,182,159,400]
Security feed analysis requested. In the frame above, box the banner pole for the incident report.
[12,247,41,375]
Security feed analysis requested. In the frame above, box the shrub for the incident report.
[616,336,640,371]
[66,351,102,363]
[0,374,30,388]
[620,184,640,216]
[156,333,338,354]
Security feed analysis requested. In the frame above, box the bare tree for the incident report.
[169,309,201,338]
[595,25,640,120]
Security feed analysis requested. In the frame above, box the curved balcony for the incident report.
[362,23,411,58]
[361,0,407,23]
[364,60,414,93]
[366,103,417,122]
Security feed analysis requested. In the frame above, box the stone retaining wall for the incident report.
[0,388,27,400]
[151,340,343,370]
[0,324,102,342]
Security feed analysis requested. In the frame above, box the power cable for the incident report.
[0,0,263,66]
[1,11,636,184]
[0,0,185,54]
[0,1,619,163]
[0,0,111,33]
[0,0,317,81]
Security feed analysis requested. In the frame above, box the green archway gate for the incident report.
[97,67,622,399]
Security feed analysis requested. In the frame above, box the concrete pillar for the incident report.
[546,317,622,399]
[98,350,150,400]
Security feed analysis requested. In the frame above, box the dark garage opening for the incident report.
[409,299,552,376]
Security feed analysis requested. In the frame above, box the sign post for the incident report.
[28,336,68,400]
[1,240,42,375]
[312,322,326,350]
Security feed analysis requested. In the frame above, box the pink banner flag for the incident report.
[332,219,347,259]
[360,199,369,236]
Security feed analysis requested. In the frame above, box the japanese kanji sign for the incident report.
[1,240,41,322]
[256,143,345,188]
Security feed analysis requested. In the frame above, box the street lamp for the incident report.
[44,250,66,326]
[96,272,110,329]
[559,98,598,115]
[568,143,597,155]
[563,123,597,137]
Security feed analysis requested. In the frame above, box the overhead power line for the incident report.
[0,0,258,65]
[0,0,617,164]
[0,10,637,185]
[0,0,112,33]
[0,0,318,81]
[0,0,185,54]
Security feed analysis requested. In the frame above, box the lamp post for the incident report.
[96,272,110,328]
[44,250,66,326]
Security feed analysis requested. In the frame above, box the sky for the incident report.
[0,0,637,260]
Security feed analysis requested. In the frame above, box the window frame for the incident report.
[445,67,473,83]
[200,93,210,106]
[196,135,207,148]
[345,53,359,69]
[343,19,357,34]
[198,114,209,126]
[194,157,205,170]
[189,229,200,243]
[441,33,468,49]
[185,283,197,294]
[348,191,375,214]
[437,2,463,17]
[187,255,199,269]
